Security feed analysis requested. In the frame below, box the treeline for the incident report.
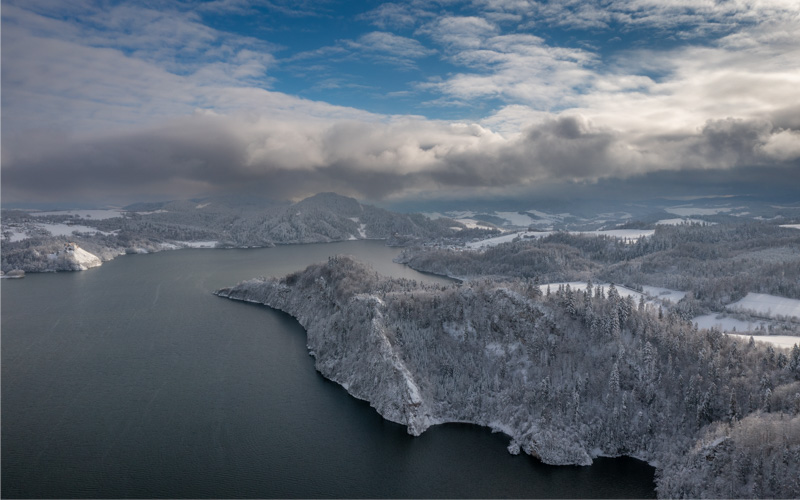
[218,256,800,498]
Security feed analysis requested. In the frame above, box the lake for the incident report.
[2,240,655,498]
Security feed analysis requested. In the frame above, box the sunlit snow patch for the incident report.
[726,334,799,349]
[726,293,800,320]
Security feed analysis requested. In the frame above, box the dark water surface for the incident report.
[2,241,656,498]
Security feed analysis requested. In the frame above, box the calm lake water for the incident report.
[2,241,656,498]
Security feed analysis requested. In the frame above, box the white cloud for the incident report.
[761,130,800,161]
[419,16,499,48]
[345,31,436,66]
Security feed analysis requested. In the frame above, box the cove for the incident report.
[2,241,655,498]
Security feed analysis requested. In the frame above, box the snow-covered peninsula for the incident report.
[216,256,800,498]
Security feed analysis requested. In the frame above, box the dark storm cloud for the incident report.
[4,112,799,204]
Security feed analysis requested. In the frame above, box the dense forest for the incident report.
[218,256,800,498]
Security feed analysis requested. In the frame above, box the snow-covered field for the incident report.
[39,223,110,237]
[2,221,114,241]
[726,293,800,320]
[31,209,123,220]
[726,334,800,349]
[690,315,800,348]
[692,314,766,333]
[642,286,687,303]
[466,229,654,249]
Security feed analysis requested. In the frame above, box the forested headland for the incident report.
[218,256,800,498]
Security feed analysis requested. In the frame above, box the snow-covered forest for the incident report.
[217,256,800,498]
[398,222,800,329]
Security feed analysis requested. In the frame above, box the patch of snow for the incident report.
[446,210,477,219]
[465,231,533,249]
[727,334,800,349]
[195,203,210,209]
[72,246,102,270]
[485,342,506,357]
[692,314,765,333]
[455,218,491,229]
[726,293,800,320]
[780,224,800,230]
[31,209,123,220]
[134,210,168,215]
[465,228,653,249]
[39,223,111,237]
[349,218,368,238]
[3,227,29,242]
[642,286,687,303]
[178,241,219,248]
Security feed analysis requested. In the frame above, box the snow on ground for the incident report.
[465,231,537,248]
[726,293,800,320]
[693,314,766,333]
[780,224,800,230]
[195,203,210,209]
[31,209,124,220]
[656,218,711,226]
[134,209,168,215]
[72,246,102,270]
[665,206,733,216]
[3,222,112,241]
[727,334,800,349]
[465,229,653,249]
[458,218,494,229]
[642,286,687,303]
[178,241,219,248]
[3,227,29,242]
[40,223,111,237]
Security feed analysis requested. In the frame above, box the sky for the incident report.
[2,0,800,206]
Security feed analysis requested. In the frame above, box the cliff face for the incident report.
[216,256,800,497]
[216,258,438,437]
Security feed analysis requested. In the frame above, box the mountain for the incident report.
[0,193,465,273]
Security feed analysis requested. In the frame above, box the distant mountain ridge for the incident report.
[1,193,465,273]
